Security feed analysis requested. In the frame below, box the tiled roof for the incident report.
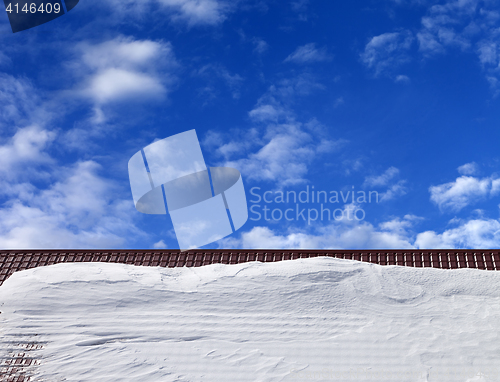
[1,249,500,287]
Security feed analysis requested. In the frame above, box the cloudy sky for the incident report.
[1,0,500,250]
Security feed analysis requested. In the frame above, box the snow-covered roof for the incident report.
[1,257,500,381]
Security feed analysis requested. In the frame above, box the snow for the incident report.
[1,257,500,381]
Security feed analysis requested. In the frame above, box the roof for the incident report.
[2,249,500,287]
[1,248,499,380]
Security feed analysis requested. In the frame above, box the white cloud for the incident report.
[364,167,400,187]
[415,218,500,248]
[103,0,231,26]
[223,210,500,250]
[195,64,244,99]
[0,68,148,250]
[429,175,500,212]
[360,31,414,76]
[87,68,166,103]
[486,75,499,91]
[363,167,407,202]
[202,128,261,161]
[79,38,168,70]
[375,0,500,90]
[390,0,428,5]
[220,213,418,249]
[273,74,326,98]
[457,162,479,175]
[153,240,168,249]
[417,6,473,55]
[416,31,445,55]
[395,74,411,83]
[0,125,55,179]
[252,38,269,54]
[288,0,310,21]
[0,161,144,249]
[214,141,243,159]
[72,37,177,105]
[477,37,500,92]
[341,159,364,176]
[284,43,332,64]
[225,124,321,186]
[0,74,38,128]
[380,181,408,202]
[209,119,343,187]
[208,74,341,187]
[0,74,56,133]
[158,0,231,26]
[415,0,500,90]
[0,49,9,66]
[248,104,286,123]
[291,0,309,13]
[476,40,498,65]
[247,73,326,123]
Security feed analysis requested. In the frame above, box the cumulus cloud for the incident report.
[364,167,400,187]
[78,38,171,70]
[153,240,168,249]
[284,43,332,64]
[417,0,477,54]
[0,125,55,179]
[0,161,144,249]
[476,38,500,91]
[458,162,479,175]
[219,213,419,249]
[476,40,499,65]
[248,104,289,123]
[0,82,147,248]
[360,31,414,76]
[205,73,342,187]
[247,73,326,124]
[103,0,231,27]
[417,30,445,55]
[0,74,39,128]
[415,218,500,248]
[225,123,338,187]
[0,74,57,133]
[222,210,500,250]
[159,0,231,26]
[88,69,166,104]
[429,175,500,212]
[71,37,177,105]
[205,122,341,190]
[364,167,407,202]
[395,74,410,83]
[380,181,408,202]
[0,54,153,250]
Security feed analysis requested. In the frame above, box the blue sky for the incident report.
[1,0,500,249]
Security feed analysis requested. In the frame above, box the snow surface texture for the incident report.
[0,257,499,382]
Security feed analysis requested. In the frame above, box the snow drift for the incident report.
[1,257,499,381]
